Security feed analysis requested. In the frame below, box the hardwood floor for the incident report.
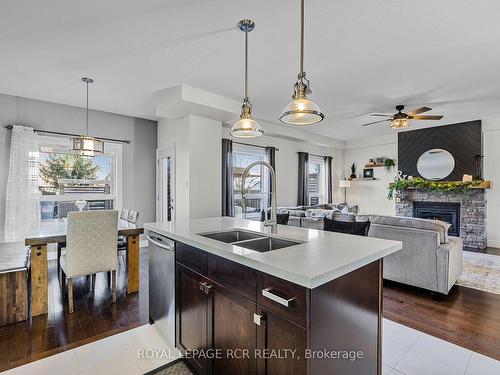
[465,246,500,256]
[383,280,500,360]
[0,249,149,372]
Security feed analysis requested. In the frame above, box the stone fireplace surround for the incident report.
[395,189,486,250]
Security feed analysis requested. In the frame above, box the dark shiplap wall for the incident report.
[398,120,482,181]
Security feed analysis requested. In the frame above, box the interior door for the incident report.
[157,147,175,222]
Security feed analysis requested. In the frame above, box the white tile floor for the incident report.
[2,319,499,375]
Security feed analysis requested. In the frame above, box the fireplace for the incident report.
[396,190,486,250]
[413,201,461,237]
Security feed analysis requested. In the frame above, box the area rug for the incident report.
[456,251,500,295]
[150,360,193,375]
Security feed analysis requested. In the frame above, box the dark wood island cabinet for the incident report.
[175,242,383,375]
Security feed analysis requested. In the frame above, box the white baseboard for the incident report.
[487,240,500,249]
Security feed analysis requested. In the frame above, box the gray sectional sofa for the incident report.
[262,205,463,295]
[261,203,359,230]
[357,214,463,295]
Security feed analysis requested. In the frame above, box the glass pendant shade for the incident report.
[280,97,324,125]
[73,136,104,157]
[390,118,410,129]
[230,117,263,138]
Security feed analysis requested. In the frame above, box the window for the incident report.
[308,156,327,205]
[233,144,269,219]
[36,136,122,219]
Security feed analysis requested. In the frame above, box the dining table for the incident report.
[25,218,144,316]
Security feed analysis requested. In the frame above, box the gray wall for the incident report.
[0,93,157,241]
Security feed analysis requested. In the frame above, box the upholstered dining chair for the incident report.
[60,210,119,313]
[117,210,139,267]
[120,208,130,221]
[117,208,129,257]
[127,210,139,224]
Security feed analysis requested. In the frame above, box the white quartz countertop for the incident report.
[144,217,402,289]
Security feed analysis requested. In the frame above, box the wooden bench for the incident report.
[0,242,30,326]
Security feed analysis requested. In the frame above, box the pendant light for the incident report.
[279,0,324,125]
[230,19,263,138]
[72,77,104,157]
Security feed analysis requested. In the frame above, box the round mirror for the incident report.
[417,149,455,180]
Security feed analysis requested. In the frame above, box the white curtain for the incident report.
[4,125,40,242]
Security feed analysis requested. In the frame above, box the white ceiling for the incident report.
[2,0,500,141]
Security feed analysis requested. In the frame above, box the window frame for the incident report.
[232,143,270,219]
[36,135,123,211]
[307,155,327,206]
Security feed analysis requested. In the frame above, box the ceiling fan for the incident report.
[362,105,444,129]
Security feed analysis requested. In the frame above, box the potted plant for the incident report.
[350,163,357,179]
[384,158,396,172]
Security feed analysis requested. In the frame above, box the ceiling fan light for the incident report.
[390,118,410,129]
[280,98,324,125]
[230,117,263,138]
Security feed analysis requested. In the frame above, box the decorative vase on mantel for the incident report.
[473,155,484,180]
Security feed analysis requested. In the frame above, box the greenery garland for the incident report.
[388,177,483,199]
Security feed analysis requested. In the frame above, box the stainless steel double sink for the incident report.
[199,229,302,253]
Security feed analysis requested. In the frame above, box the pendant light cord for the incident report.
[86,79,89,136]
[244,29,248,99]
[300,0,304,75]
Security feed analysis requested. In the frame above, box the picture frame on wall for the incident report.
[363,168,374,179]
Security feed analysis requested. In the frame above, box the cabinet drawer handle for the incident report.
[262,288,295,307]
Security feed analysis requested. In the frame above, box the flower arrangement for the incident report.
[388,177,483,199]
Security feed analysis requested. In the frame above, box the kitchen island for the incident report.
[145,217,402,375]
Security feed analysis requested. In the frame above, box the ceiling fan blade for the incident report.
[412,115,444,120]
[362,119,391,126]
[369,113,393,117]
[408,107,432,116]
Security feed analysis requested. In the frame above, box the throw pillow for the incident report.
[288,210,306,217]
[332,211,356,222]
[305,209,333,219]
[324,218,371,237]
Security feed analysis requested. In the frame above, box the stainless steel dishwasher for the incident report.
[148,230,175,348]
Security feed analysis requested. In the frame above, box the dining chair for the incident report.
[117,208,129,256]
[127,210,139,224]
[120,208,130,221]
[60,210,119,313]
[57,201,90,270]
[57,201,88,219]
[116,210,139,267]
